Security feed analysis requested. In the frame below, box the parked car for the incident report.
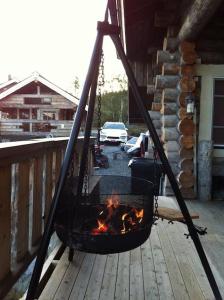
[127,132,149,157]
[100,122,128,143]
[121,136,138,152]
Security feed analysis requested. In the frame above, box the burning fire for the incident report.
[91,191,144,235]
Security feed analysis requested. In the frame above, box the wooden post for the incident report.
[0,166,11,282]
[17,161,30,262]
[198,140,213,201]
[44,151,53,225]
[32,156,44,246]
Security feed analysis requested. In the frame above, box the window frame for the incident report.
[213,78,224,149]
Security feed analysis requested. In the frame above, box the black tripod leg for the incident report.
[110,33,222,300]
[26,31,104,300]
[68,46,103,262]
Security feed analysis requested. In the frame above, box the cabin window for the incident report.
[32,109,37,119]
[0,108,17,119]
[213,79,224,147]
[24,97,42,104]
[24,97,52,105]
[42,111,56,120]
[19,109,29,119]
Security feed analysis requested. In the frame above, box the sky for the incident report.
[0,0,125,95]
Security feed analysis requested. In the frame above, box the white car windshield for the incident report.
[103,123,126,130]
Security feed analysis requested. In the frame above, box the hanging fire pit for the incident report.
[55,175,154,254]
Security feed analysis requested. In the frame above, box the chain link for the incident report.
[68,156,75,180]
[153,145,159,221]
[97,50,105,148]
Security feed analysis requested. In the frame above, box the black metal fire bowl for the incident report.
[55,175,154,254]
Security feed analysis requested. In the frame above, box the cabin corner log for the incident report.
[162,63,180,75]
[165,140,180,152]
[162,115,178,127]
[177,170,195,188]
[153,89,163,103]
[178,0,223,42]
[179,41,195,54]
[180,65,196,76]
[162,88,179,103]
[148,111,161,120]
[179,147,194,159]
[179,76,196,93]
[178,93,188,107]
[157,50,180,65]
[178,107,187,120]
[160,103,178,115]
[178,118,195,136]
[151,102,162,112]
[155,75,179,89]
[179,135,194,149]
[162,127,179,141]
[179,158,194,172]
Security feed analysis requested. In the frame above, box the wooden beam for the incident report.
[178,0,223,41]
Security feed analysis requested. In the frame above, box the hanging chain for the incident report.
[153,145,159,221]
[68,155,75,180]
[97,50,105,148]
[83,163,88,198]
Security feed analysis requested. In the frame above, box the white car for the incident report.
[100,122,128,143]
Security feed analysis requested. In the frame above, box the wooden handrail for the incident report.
[0,137,93,298]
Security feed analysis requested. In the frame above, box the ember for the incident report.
[91,192,144,235]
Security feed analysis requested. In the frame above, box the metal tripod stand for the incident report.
[26,6,222,300]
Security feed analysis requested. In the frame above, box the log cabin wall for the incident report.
[119,0,224,200]
[152,30,197,198]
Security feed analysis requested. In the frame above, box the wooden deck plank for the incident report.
[39,250,70,300]
[166,222,205,300]
[114,251,130,300]
[99,254,118,300]
[54,251,86,300]
[176,220,222,299]
[130,246,144,300]
[84,254,107,300]
[157,221,190,300]
[150,226,174,300]
[39,200,224,300]
[140,238,159,299]
[68,253,96,300]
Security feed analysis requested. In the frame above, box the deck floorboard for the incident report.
[40,212,224,299]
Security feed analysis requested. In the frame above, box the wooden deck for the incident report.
[38,198,224,300]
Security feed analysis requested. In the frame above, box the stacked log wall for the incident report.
[153,28,197,198]
[177,41,197,199]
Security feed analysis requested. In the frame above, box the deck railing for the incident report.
[0,119,74,137]
[0,137,92,298]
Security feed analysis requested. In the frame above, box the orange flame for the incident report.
[91,191,144,235]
